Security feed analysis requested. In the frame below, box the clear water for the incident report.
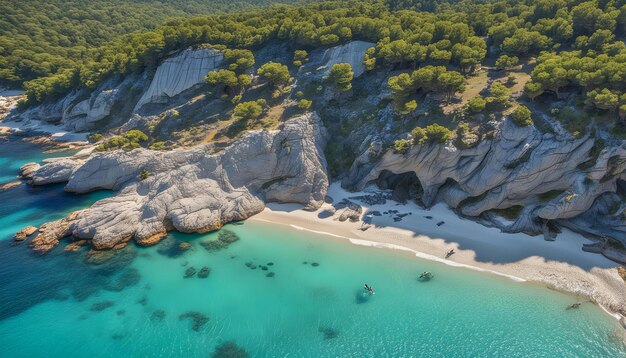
[0,140,625,357]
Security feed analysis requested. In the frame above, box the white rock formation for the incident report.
[26,113,328,251]
[134,48,223,111]
[316,41,374,78]
[345,118,626,243]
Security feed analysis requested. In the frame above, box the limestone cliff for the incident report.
[24,113,328,251]
[344,118,626,246]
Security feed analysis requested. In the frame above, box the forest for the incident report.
[0,0,310,88]
[5,0,626,125]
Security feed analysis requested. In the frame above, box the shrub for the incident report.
[298,99,312,109]
[393,139,411,154]
[425,124,452,143]
[88,133,103,143]
[233,101,262,120]
[326,63,353,92]
[149,142,166,150]
[257,62,291,87]
[510,105,533,126]
[466,97,486,114]
[411,126,427,144]
[139,169,150,180]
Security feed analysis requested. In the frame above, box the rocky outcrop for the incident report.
[313,41,374,78]
[14,226,37,241]
[30,211,82,251]
[345,118,626,245]
[22,157,85,185]
[27,113,328,251]
[134,48,223,112]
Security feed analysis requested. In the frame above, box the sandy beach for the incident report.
[251,183,626,323]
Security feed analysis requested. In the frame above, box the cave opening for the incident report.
[374,170,423,204]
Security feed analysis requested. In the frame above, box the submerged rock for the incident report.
[0,181,21,191]
[184,267,196,278]
[318,327,339,339]
[89,301,115,312]
[104,268,141,292]
[198,266,211,278]
[211,341,249,358]
[179,311,209,332]
[150,310,166,322]
[266,272,275,278]
[29,210,82,252]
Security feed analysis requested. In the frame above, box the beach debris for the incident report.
[179,311,209,332]
[89,300,115,312]
[445,249,455,259]
[266,272,275,278]
[184,267,197,278]
[198,266,211,278]
[14,226,37,241]
[566,303,582,310]
[319,327,339,339]
[436,221,445,227]
[151,310,166,322]
[211,341,249,358]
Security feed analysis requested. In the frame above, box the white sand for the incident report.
[251,183,626,321]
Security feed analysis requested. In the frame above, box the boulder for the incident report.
[14,226,37,241]
[314,41,374,78]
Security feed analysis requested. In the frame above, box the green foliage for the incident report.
[233,101,262,120]
[495,55,519,70]
[410,126,427,144]
[293,50,308,67]
[139,169,150,180]
[326,63,353,92]
[297,99,312,110]
[88,133,103,143]
[486,82,510,107]
[393,139,411,154]
[388,66,465,108]
[95,130,148,152]
[510,105,534,127]
[223,49,255,73]
[466,96,486,114]
[206,70,251,92]
[425,124,452,143]
[257,62,291,87]
[149,141,166,150]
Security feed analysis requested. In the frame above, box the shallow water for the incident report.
[0,140,625,357]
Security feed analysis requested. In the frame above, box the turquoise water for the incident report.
[0,140,625,357]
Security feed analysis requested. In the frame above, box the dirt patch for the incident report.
[618,267,626,282]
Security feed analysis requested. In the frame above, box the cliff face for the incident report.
[134,48,223,112]
[24,113,328,251]
[344,118,626,245]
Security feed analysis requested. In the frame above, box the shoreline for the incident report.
[249,183,626,323]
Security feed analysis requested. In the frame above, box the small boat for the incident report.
[363,284,375,295]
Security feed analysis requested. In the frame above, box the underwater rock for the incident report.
[151,310,166,322]
[184,267,196,278]
[198,266,211,278]
[266,272,275,278]
[179,311,209,332]
[64,240,87,251]
[14,226,37,241]
[137,297,148,306]
[30,210,82,252]
[85,246,137,275]
[117,310,125,316]
[211,341,249,358]
[0,181,21,191]
[200,239,230,252]
[267,262,274,266]
[311,262,319,267]
[355,290,371,304]
[436,221,445,227]
[179,242,191,250]
[111,333,125,340]
[261,266,268,271]
[104,268,141,292]
[89,300,115,312]
[218,230,240,244]
[157,237,190,258]
[318,327,339,339]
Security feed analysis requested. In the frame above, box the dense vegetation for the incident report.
[0,0,310,88]
[10,0,626,133]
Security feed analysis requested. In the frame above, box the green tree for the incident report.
[224,49,255,73]
[393,139,411,154]
[425,124,452,143]
[326,63,353,92]
[495,55,519,70]
[510,105,533,126]
[257,62,291,87]
[233,101,263,120]
[467,97,486,114]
